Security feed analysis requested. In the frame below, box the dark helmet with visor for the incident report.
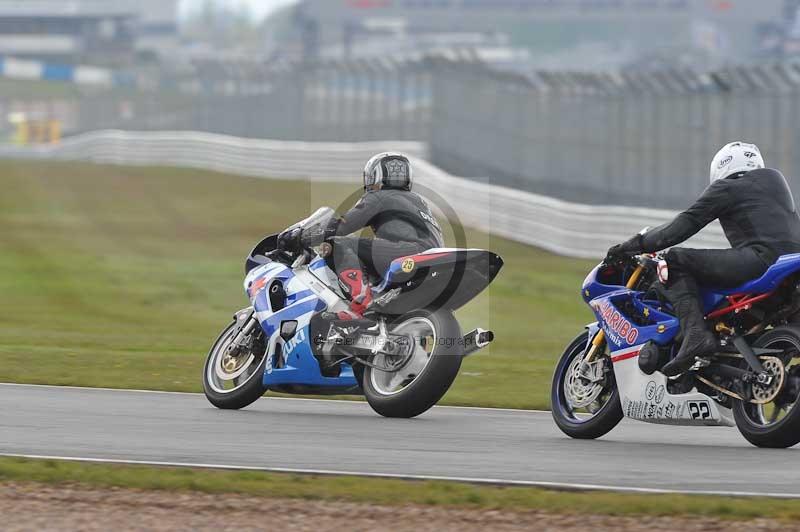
[363,152,413,191]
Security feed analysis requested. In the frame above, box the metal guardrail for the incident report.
[0,129,727,258]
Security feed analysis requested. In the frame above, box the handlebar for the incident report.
[602,251,663,270]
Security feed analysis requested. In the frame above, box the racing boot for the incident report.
[661,275,717,377]
[336,269,373,321]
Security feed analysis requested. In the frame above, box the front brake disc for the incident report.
[564,355,606,409]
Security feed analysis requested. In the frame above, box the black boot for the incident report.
[661,275,717,377]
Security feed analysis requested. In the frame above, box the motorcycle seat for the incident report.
[371,247,503,313]
[714,253,800,295]
[375,249,457,292]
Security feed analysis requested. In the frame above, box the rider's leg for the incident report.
[359,238,426,276]
[330,237,373,318]
[661,247,771,376]
[660,268,717,376]
[671,246,773,288]
[330,238,427,319]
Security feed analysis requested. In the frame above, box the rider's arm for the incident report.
[333,192,383,237]
[640,180,732,252]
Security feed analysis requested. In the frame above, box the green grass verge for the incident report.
[0,457,797,519]
[0,160,595,409]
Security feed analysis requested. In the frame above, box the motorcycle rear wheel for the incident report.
[362,309,462,418]
[551,331,623,439]
[203,320,269,410]
[733,326,800,448]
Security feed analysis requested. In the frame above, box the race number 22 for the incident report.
[687,400,711,420]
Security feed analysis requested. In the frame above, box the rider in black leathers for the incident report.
[608,142,800,376]
[282,152,444,319]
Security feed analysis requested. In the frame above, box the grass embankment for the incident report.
[0,161,593,409]
[0,457,797,520]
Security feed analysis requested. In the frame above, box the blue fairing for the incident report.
[583,254,800,352]
[589,292,680,351]
[263,325,357,387]
[259,297,326,337]
[309,257,328,272]
[583,263,679,352]
[245,259,357,389]
[581,264,626,303]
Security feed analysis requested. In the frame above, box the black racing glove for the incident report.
[277,226,303,252]
[299,217,340,248]
[606,234,643,263]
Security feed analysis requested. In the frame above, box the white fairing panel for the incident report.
[611,346,735,427]
[295,263,350,314]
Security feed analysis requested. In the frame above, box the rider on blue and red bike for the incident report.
[608,142,800,376]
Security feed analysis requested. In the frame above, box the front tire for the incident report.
[551,331,623,439]
[362,309,462,418]
[733,326,800,448]
[203,320,269,410]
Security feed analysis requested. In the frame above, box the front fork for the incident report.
[227,307,258,357]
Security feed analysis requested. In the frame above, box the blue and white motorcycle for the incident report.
[203,208,503,418]
[552,247,800,448]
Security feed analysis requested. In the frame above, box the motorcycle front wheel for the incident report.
[203,319,269,410]
[362,309,462,418]
[551,331,623,439]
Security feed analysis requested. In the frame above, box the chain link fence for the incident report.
[429,60,800,209]
[0,56,433,143]
[4,55,800,209]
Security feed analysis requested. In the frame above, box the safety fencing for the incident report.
[0,130,727,259]
[9,54,800,211]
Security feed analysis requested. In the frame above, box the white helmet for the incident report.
[709,141,765,184]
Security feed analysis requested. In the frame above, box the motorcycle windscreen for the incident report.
[244,207,336,274]
[245,233,278,274]
[289,206,336,234]
[376,250,504,315]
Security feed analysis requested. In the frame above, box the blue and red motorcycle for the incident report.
[552,248,800,448]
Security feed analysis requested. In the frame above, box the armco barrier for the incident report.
[0,130,727,259]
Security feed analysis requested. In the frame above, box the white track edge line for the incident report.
[1,453,798,499]
[0,382,548,414]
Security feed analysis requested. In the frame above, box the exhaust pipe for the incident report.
[463,328,494,357]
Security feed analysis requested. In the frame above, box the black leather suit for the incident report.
[640,169,800,287]
[329,188,445,279]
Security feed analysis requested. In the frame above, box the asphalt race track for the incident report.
[1,383,799,497]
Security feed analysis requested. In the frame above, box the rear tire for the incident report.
[551,331,623,439]
[203,320,269,410]
[733,326,800,448]
[362,309,462,418]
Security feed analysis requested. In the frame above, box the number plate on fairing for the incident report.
[611,345,734,427]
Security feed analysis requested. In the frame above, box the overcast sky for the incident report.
[179,0,299,21]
